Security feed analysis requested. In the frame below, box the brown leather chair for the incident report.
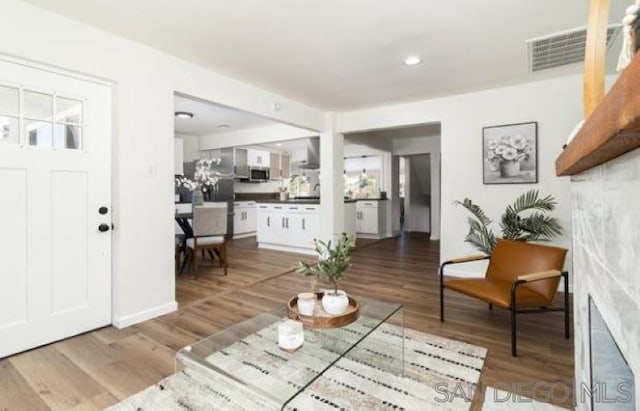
[440,239,569,356]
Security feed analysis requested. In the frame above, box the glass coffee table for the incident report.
[175,296,403,410]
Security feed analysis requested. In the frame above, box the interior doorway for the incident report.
[401,154,432,235]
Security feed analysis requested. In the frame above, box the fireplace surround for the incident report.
[589,298,635,410]
[571,148,640,410]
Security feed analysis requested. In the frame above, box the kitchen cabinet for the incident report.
[281,154,291,179]
[257,204,319,253]
[234,148,249,178]
[233,201,256,238]
[356,200,386,238]
[247,149,270,167]
[270,152,281,179]
[268,152,291,180]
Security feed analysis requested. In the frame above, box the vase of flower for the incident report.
[499,160,521,178]
[192,189,204,206]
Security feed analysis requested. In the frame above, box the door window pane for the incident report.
[0,85,19,116]
[26,120,53,148]
[54,124,82,149]
[23,90,53,120]
[0,116,19,144]
[56,97,82,124]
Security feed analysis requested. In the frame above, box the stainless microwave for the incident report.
[236,165,270,182]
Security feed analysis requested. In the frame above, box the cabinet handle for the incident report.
[267,216,270,227]
[302,218,306,230]
[282,217,285,228]
[286,217,289,228]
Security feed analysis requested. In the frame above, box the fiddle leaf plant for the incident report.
[295,233,355,295]
[455,189,562,255]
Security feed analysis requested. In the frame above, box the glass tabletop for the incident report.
[175,295,403,410]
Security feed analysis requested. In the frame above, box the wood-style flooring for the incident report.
[0,234,573,410]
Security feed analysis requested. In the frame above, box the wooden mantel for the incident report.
[555,52,640,176]
[556,0,640,176]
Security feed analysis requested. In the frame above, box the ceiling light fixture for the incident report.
[216,124,230,129]
[404,56,422,66]
[174,111,194,119]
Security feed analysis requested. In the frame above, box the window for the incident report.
[0,85,19,145]
[0,83,84,150]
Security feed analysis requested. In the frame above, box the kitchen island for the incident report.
[256,199,357,255]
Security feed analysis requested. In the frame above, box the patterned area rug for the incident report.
[107,320,487,410]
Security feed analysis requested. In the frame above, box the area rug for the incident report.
[107,319,487,410]
[482,387,568,411]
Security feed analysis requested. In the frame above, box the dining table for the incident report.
[175,212,222,274]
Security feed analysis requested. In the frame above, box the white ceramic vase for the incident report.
[297,292,316,316]
[322,290,349,315]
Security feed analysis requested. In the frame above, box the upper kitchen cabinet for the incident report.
[247,148,270,167]
[269,152,291,180]
[281,153,291,179]
[270,152,281,179]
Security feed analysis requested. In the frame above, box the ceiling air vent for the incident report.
[527,25,622,72]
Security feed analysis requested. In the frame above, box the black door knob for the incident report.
[99,206,109,215]
[98,224,110,232]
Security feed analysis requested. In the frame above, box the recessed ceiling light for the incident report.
[174,111,194,119]
[216,124,230,129]
[404,56,422,66]
[276,143,283,147]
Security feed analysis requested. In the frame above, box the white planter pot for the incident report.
[322,291,349,315]
[297,292,316,316]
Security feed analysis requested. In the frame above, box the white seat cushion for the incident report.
[187,236,225,248]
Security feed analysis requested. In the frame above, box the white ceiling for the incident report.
[174,95,274,136]
[27,1,627,110]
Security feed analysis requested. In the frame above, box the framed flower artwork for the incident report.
[482,122,538,184]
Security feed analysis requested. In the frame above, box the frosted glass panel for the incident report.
[56,97,82,124]
[53,124,82,149]
[0,116,19,145]
[26,120,53,148]
[0,85,19,116]
[23,90,52,120]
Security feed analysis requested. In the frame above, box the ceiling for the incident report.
[174,95,274,136]
[27,1,627,110]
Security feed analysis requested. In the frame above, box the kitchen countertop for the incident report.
[256,198,358,205]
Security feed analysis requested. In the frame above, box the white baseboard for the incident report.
[258,243,316,256]
[233,232,256,240]
[112,301,178,329]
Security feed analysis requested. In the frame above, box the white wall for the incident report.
[176,134,201,162]
[337,75,588,278]
[0,0,325,327]
[199,123,318,150]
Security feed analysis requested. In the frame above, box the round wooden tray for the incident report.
[287,292,360,329]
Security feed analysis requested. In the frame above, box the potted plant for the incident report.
[296,233,355,315]
[175,158,221,205]
[455,189,563,254]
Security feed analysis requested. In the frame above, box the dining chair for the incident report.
[186,204,228,278]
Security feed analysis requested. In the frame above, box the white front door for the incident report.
[0,58,112,358]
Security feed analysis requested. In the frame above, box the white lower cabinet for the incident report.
[257,203,320,253]
[356,200,386,238]
[234,201,257,238]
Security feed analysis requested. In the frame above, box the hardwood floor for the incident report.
[0,234,573,410]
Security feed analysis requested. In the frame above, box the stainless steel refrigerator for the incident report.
[182,148,235,237]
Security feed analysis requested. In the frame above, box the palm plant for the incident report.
[296,233,355,295]
[455,190,562,255]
